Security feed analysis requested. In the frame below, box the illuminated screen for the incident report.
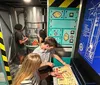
[78,0,100,75]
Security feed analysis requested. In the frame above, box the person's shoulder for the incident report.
[50,49,56,54]
[15,30,21,35]
[33,46,40,53]
[34,46,41,50]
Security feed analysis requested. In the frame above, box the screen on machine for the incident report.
[78,0,100,76]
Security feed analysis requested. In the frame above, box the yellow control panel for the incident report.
[53,66,78,85]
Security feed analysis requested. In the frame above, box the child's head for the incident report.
[44,37,57,50]
[14,24,23,31]
[12,53,42,85]
[22,53,42,72]
[39,29,46,43]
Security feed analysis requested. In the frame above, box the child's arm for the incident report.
[52,54,69,66]
[40,62,54,67]
[19,37,28,44]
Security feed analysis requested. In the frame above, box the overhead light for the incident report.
[23,0,31,3]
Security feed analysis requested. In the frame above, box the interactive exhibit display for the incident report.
[48,7,79,65]
[48,7,79,47]
[53,66,78,85]
[73,0,100,84]
[78,0,100,76]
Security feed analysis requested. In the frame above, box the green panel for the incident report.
[0,82,7,85]
[53,57,71,67]
[50,9,64,19]
[64,10,79,19]
[48,7,79,47]
[50,20,77,28]
[49,28,62,36]
[62,29,75,45]
[0,56,8,85]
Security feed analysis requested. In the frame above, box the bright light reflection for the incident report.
[23,0,31,3]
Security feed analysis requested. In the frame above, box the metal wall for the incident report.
[0,5,14,85]
[10,8,18,26]
[0,11,12,57]
[18,13,24,28]
[0,7,17,62]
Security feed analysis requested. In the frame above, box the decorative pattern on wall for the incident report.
[49,0,80,8]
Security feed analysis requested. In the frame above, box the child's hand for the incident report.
[63,62,71,67]
[65,64,71,67]
[23,37,27,39]
[47,62,54,67]
[56,73,63,79]
[23,37,28,41]
[49,72,56,76]
[50,71,63,78]
[25,37,28,41]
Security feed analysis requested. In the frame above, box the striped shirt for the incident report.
[21,72,40,85]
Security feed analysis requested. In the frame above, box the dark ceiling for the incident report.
[0,0,47,8]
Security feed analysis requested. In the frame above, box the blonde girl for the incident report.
[12,53,42,85]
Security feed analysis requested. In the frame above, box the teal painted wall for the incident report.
[48,7,79,47]
[48,7,79,65]
[53,57,71,66]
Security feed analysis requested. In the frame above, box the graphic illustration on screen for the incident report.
[78,0,100,75]
[85,1,100,63]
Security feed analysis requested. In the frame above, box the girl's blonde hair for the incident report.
[12,53,42,85]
